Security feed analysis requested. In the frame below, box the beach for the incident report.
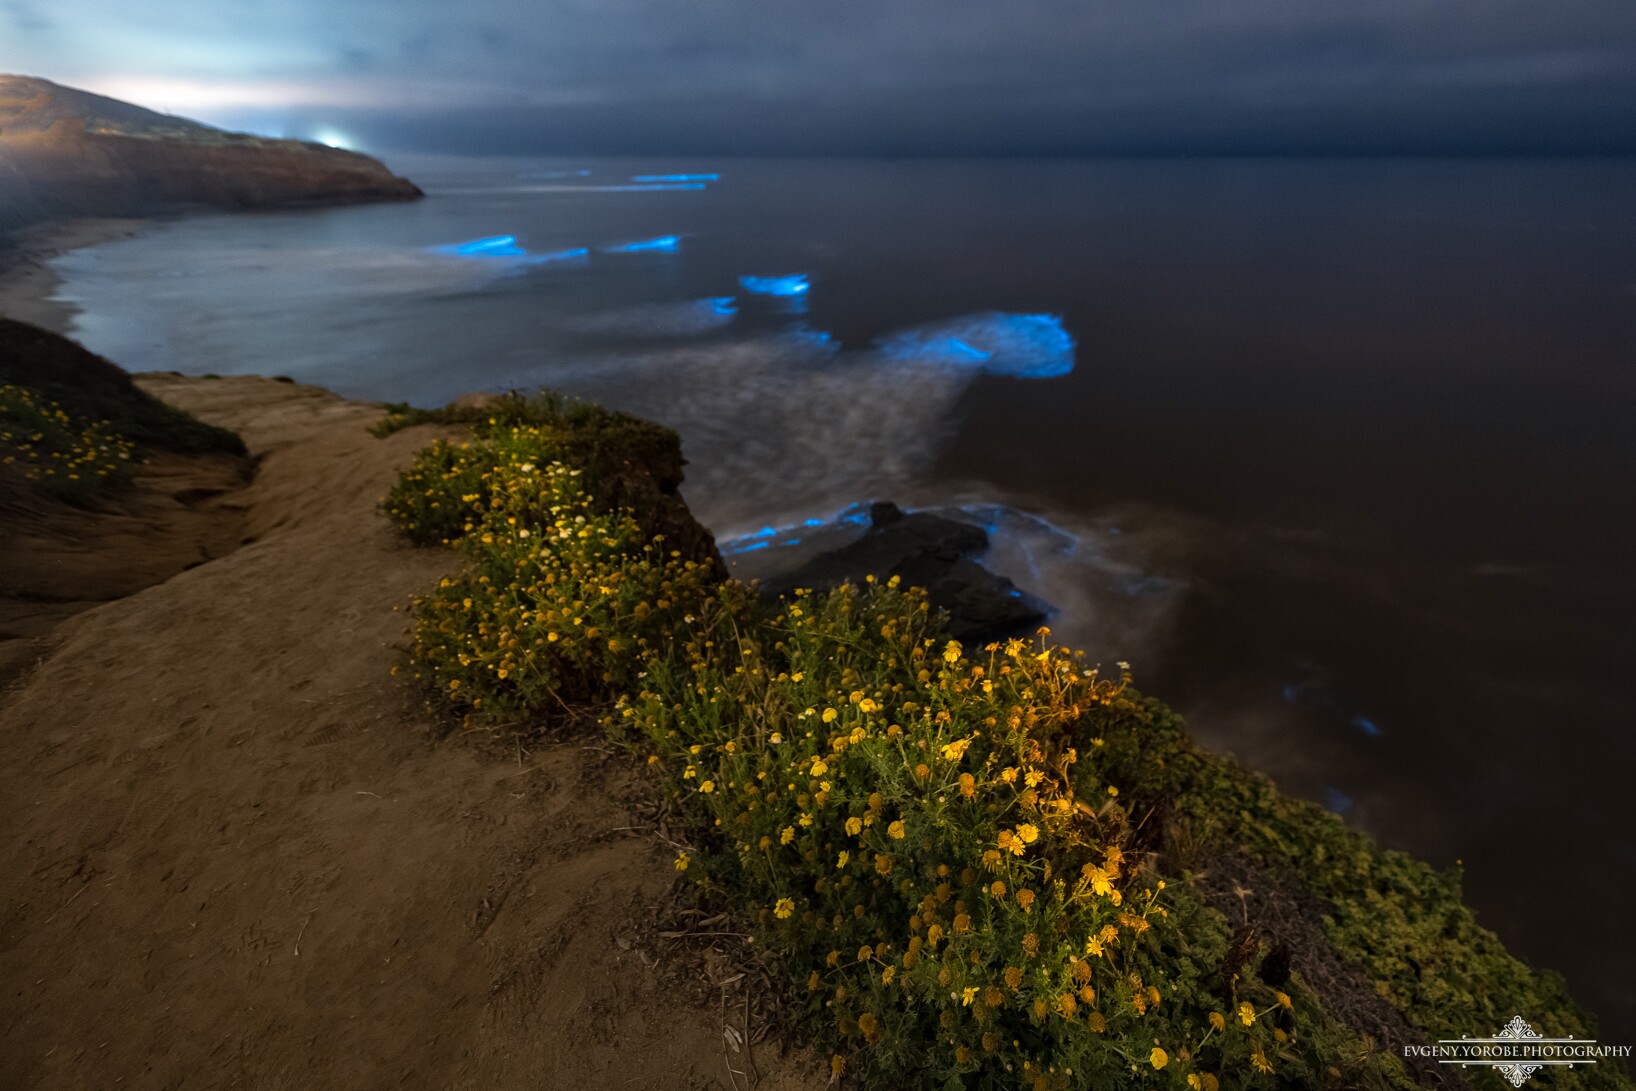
[0,217,145,336]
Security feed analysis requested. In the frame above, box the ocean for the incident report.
[45,153,1636,1030]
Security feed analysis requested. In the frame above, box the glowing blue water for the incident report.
[633,173,720,183]
[522,247,590,265]
[739,273,810,297]
[875,312,1075,378]
[590,183,707,192]
[439,235,526,257]
[604,235,681,253]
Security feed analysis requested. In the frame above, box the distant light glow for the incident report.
[1350,715,1383,737]
[603,235,681,254]
[631,173,720,183]
[740,273,810,297]
[313,129,352,149]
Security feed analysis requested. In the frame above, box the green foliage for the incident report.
[27,380,246,457]
[372,389,583,438]
[404,444,716,716]
[1099,704,1608,1082]
[385,401,1630,1091]
[616,583,1400,1090]
[379,398,691,549]
[0,381,135,500]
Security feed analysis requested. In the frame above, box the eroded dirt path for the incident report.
[0,375,817,1091]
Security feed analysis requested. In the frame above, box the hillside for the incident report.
[0,75,420,236]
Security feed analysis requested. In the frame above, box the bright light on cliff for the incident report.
[314,130,352,150]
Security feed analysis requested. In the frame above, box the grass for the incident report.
[383,392,1628,1091]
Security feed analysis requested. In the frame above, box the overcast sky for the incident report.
[6,0,1635,154]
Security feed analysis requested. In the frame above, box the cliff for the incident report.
[0,75,420,236]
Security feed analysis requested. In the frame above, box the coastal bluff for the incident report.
[0,75,420,236]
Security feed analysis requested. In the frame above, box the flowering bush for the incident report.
[0,382,134,500]
[398,434,716,717]
[618,581,1327,1089]
[387,400,1620,1091]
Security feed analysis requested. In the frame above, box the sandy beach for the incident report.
[0,217,145,337]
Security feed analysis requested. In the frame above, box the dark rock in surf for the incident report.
[758,501,1050,644]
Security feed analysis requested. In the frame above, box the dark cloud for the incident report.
[16,0,1636,153]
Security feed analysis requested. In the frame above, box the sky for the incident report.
[4,0,1636,155]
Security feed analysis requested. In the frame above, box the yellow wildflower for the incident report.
[1150,1047,1168,1070]
[774,897,795,919]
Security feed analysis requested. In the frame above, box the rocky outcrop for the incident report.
[0,76,420,236]
[758,501,1051,644]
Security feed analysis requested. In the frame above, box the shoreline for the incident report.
[0,216,146,336]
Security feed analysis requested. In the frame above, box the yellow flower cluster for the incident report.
[388,399,1322,1089]
[617,582,1303,1088]
[0,383,135,496]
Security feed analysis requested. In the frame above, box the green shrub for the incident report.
[402,438,716,718]
[0,382,135,500]
[386,399,1627,1091]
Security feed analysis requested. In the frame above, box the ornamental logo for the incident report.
[1402,1015,1632,1087]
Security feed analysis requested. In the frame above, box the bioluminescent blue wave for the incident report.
[521,247,590,265]
[591,183,708,192]
[603,235,681,253]
[709,297,739,316]
[787,327,836,351]
[740,274,810,297]
[718,503,874,557]
[1350,715,1383,738]
[632,174,720,183]
[522,169,592,179]
[875,312,1076,378]
[437,235,527,258]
